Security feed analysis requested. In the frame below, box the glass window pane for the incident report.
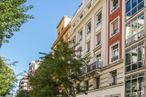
[126,53,131,65]
[131,48,138,63]
[126,0,131,13]
[138,77,144,96]
[126,65,131,72]
[138,1,144,10]
[138,0,143,3]
[132,0,137,8]
[132,63,138,70]
[132,79,138,97]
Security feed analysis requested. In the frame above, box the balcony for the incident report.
[80,61,102,76]
[126,30,145,46]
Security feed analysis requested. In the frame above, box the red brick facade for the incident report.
[108,0,123,64]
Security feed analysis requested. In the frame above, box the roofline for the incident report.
[57,16,67,28]
[53,22,71,48]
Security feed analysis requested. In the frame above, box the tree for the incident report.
[0,57,16,96]
[29,55,60,97]
[16,90,30,97]
[0,0,33,46]
[29,40,87,97]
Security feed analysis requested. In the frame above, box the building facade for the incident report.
[69,0,125,97]
[28,60,41,75]
[125,0,146,97]
[19,75,29,91]
[53,16,71,48]
[18,60,41,91]
[53,0,146,97]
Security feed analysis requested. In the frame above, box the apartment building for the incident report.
[18,60,41,91]
[28,60,41,75]
[53,0,146,97]
[53,16,71,48]
[125,0,146,97]
[19,75,29,91]
[68,0,125,97]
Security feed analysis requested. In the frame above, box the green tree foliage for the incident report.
[0,57,16,96]
[29,40,86,97]
[16,90,30,97]
[0,0,33,45]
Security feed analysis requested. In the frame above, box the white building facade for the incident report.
[69,0,125,97]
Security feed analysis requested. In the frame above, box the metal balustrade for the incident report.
[80,61,102,76]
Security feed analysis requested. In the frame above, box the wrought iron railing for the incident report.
[80,61,102,75]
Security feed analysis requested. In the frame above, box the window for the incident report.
[95,11,102,26]
[87,2,91,9]
[76,83,80,93]
[79,13,83,19]
[125,73,145,97]
[78,30,82,42]
[71,36,76,55]
[77,47,82,58]
[86,21,91,34]
[109,70,117,86]
[95,77,100,89]
[86,41,90,52]
[126,14,144,44]
[111,43,119,63]
[96,54,101,67]
[126,0,144,19]
[72,36,76,47]
[92,54,102,69]
[84,80,89,91]
[111,17,119,37]
[96,32,101,46]
[125,44,144,72]
[96,54,101,62]
[80,66,86,75]
[111,0,119,12]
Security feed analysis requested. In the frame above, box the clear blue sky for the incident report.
[0,0,81,78]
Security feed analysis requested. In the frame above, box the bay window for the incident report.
[125,73,145,97]
[126,14,144,45]
[126,0,144,19]
[125,44,144,72]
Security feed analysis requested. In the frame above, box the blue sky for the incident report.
[0,0,81,78]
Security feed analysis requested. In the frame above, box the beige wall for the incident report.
[69,0,125,97]
[77,86,124,97]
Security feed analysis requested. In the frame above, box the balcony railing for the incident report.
[126,30,145,46]
[80,61,102,76]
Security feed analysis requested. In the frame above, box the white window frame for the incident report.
[95,31,101,47]
[110,16,120,38]
[110,0,120,14]
[86,20,92,35]
[95,10,102,27]
[110,41,120,64]
[78,29,83,42]
[86,40,91,53]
